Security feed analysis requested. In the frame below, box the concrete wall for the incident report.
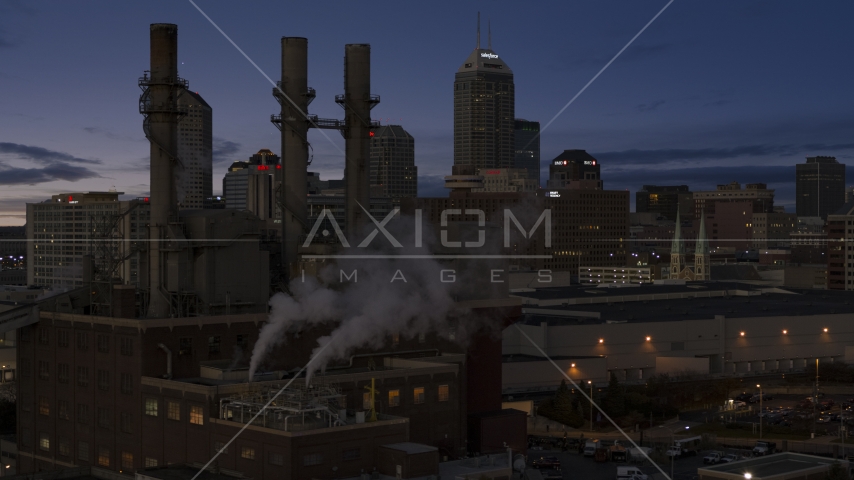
[655,356,709,376]
[504,312,854,382]
[502,357,607,393]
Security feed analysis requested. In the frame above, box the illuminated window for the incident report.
[121,451,133,470]
[413,387,425,404]
[438,385,450,402]
[39,396,50,416]
[167,401,180,421]
[190,405,204,425]
[145,398,158,417]
[388,389,400,407]
[145,458,159,468]
[98,446,110,467]
[241,447,255,460]
[39,432,50,451]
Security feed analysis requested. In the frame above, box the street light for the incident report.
[745,474,752,479]
[588,380,594,431]
[757,384,762,439]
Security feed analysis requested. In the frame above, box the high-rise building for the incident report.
[796,156,846,219]
[177,90,212,209]
[693,182,774,219]
[514,119,540,183]
[222,149,281,226]
[454,20,514,171]
[635,185,693,222]
[369,125,417,202]
[827,200,854,290]
[473,168,538,193]
[26,192,150,289]
[545,150,602,190]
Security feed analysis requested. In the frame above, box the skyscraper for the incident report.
[635,185,693,222]
[223,149,280,226]
[369,125,417,203]
[796,156,846,219]
[177,90,212,209]
[514,119,540,183]
[454,17,515,171]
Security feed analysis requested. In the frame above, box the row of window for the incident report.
[33,398,135,432]
[144,398,204,425]
[212,441,357,467]
[32,329,134,356]
[365,385,450,409]
[31,433,141,469]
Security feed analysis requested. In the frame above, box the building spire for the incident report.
[476,12,481,49]
[695,215,709,256]
[488,18,492,49]
[671,205,684,255]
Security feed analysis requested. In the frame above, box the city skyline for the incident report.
[1,1,854,225]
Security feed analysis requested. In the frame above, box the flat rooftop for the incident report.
[698,452,846,479]
[516,283,854,325]
[137,465,248,480]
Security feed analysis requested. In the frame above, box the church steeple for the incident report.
[694,215,711,281]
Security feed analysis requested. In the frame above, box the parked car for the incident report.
[703,451,724,464]
[532,456,561,470]
[735,393,753,402]
[731,400,747,408]
[720,453,742,463]
[753,441,776,456]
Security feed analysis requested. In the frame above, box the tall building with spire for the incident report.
[694,217,710,281]
[454,15,515,170]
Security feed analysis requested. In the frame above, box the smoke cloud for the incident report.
[247,211,514,381]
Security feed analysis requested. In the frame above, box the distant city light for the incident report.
[824,328,829,333]
[645,336,651,342]
[782,329,788,335]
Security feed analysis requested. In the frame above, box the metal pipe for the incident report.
[343,44,372,241]
[157,343,172,379]
[278,37,309,278]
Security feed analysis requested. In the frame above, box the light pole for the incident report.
[757,384,762,439]
[660,424,689,480]
[588,380,594,432]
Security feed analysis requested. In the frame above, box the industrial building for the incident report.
[796,156,846,219]
[513,119,540,183]
[6,24,529,479]
[369,125,417,203]
[454,18,515,171]
[503,282,854,391]
[697,452,848,480]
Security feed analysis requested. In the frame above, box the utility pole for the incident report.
[757,384,763,439]
[588,380,594,432]
[813,358,819,437]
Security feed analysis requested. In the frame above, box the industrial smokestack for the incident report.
[343,44,374,241]
[144,23,182,317]
[277,37,310,276]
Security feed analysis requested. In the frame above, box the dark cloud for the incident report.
[593,143,854,164]
[83,126,142,142]
[0,161,101,186]
[0,142,101,165]
[213,137,242,164]
[0,142,102,185]
[636,100,665,112]
[417,174,449,198]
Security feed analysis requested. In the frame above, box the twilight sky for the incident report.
[1,0,853,225]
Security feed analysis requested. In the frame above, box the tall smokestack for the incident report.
[343,44,374,240]
[277,37,310,276]
[144,23,181,317]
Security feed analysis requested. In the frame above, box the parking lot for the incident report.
[527,446,712,480]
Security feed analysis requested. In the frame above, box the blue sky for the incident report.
[1,0,853,225]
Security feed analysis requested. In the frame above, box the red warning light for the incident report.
[144,197,149,202]
[257,165,270,171]
[276,164,281,169]
[369,131,375,137]
[67,195,73,202]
